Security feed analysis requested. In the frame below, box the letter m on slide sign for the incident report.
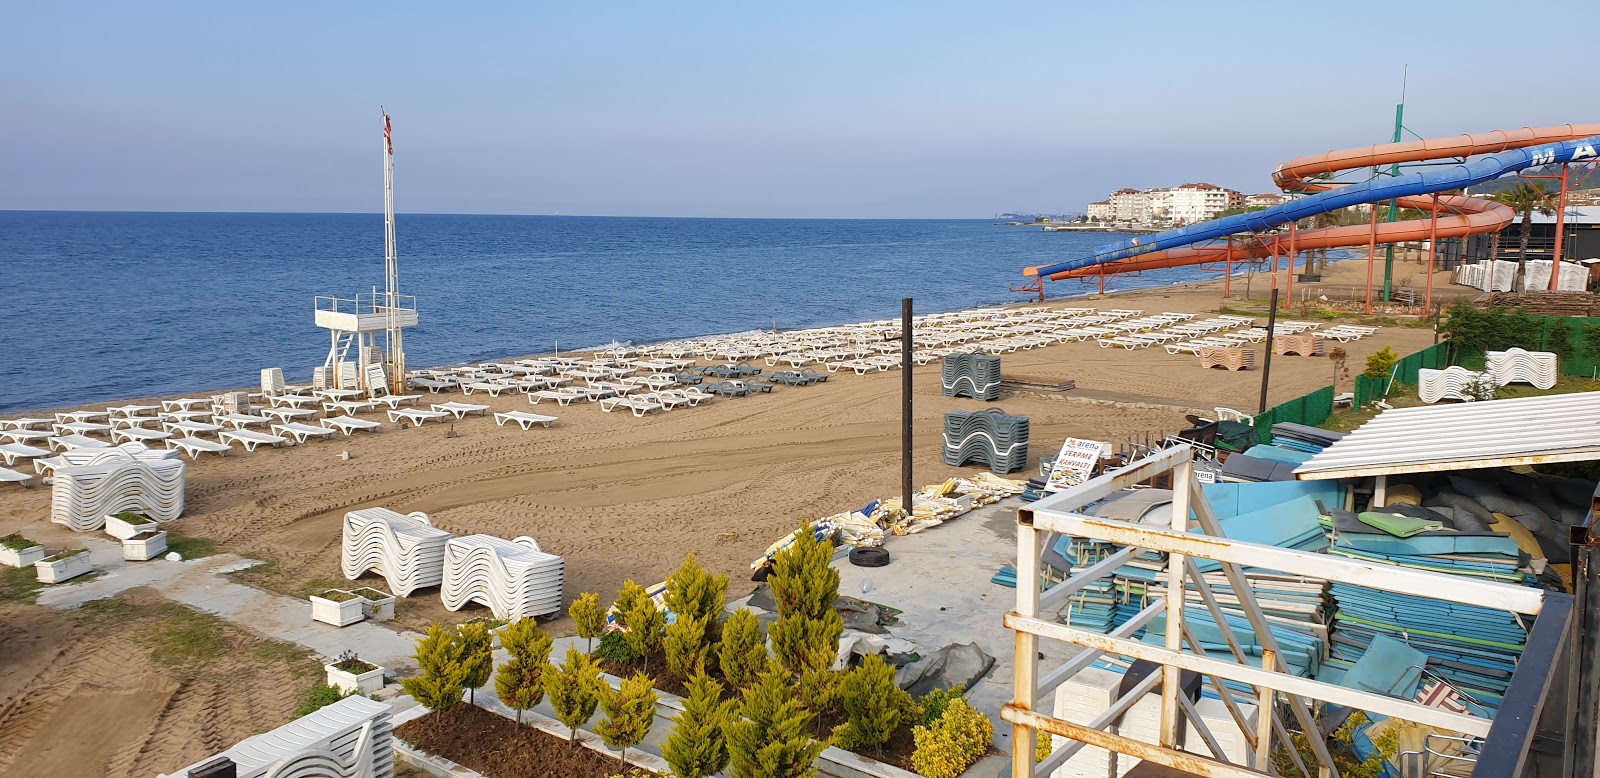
[1531,148,1556,166]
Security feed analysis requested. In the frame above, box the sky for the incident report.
[2,1,1595,218]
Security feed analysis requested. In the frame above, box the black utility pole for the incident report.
[902,298,914,518]
[1258,288,1280,415]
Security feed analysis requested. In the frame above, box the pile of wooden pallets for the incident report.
[998,374,1077,394]
[1199,347,1256,371]
[1273,334,1325,356]
[1486,291,1600,316]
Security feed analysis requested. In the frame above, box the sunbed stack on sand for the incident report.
[1198,346,1255,371]
[31,441,181,476]
[942,408,1029,474]
[1417,366,1495,403]
[159,695,393,778]
[50,456,185,531]
[341,507,453,596]
[1272,333,1325,356]
[440,534,566,620]
[1453,259,1518,292]
[1485,347,1558,389]
[940,353,1002,400]
[1521,259,1589,292]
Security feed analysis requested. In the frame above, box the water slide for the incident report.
[1025,124,1600,282]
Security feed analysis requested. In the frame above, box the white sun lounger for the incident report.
[431,402,489,419]
[599,396,664,417]
[166,436,233,459]
[0,466,32,487]
[269,394,321,409]
[462,381,516,397]
[54,421,112,435]
[219,428,290,451]
[109,415,162,429]
[408,376,459,393]
[531,389,584,406]
[163,420,225,437]
[107,404,159,417]
[322,415,381,436]
[0,429,53,444]
[55,411,110,423]
[110,427,173,444]
[260,407,318,422]
[0,417,55,431]
[323,399,378,416]
[161,398,211,412]
[0,442,50,466]
[371,394,421,409]
[494,411,559,429]
[272,422,337,443]
[49,434,112,451]
[388,408,449,427]
[217,413,271,429]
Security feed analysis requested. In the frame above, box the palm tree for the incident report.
[1489,182,1556,259]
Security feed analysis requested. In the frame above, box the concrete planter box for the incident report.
[106,513,159,540]
[352,587,396,621]
[0,542,46,569]
[122,530,169,561]
[310,590,367,627]
[325,662,385,695]
[35,550,92,583]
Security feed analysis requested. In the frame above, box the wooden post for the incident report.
[1259,288,1280,415]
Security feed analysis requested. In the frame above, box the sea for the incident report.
[2,211,1249,412]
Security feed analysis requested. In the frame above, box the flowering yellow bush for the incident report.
[910,698,993,778]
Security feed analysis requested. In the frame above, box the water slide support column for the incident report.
[1365,205,1379,315]
[1382,100,1404,302]
[1287,222,1297,309]
[1224,235,1234,300]
[1552,164,1571,290]
[1426,194,1438,314]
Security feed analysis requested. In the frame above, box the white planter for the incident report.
[35,551,92,583]
[325,662,386,695]
[310,590,367,627]
[0,543,46,568]
[352,587,396,621]
[106,513,159,540]
[123,530,169,561]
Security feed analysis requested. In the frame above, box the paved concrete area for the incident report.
[35,537,424,672]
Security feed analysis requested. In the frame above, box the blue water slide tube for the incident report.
[1032,136,1600,278]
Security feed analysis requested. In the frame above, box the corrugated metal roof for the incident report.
[1294,391,1600,480]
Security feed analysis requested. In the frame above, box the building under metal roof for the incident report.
[1294,391,1600,480]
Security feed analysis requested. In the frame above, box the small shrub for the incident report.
[718,608,769,690]
[401,625,469,711]
[726,667,827,778]
[917,684,966,727]
[456,621,494,704]
[910,698,993,778]
[1363,346,1398,379]
[665,553,729,645]
[1036,733,1053,763]
[597,672,658,769]
[620,595,665,670]
[662,672,735,778]
[832,654,909,757]
[571,592,606,653]
[545,647,604,745]
[664,613,710,680]
[595,629,642,664]
[496,617,554,725]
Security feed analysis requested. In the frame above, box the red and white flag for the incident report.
[383,112,393,156]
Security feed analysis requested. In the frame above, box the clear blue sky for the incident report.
[2,1,1593,218]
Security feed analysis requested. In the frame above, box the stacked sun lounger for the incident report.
[940,353,1002,400]
[942,408,1029,474]
[1272,333,1325,356]
[1453,259,1517,292]
[341,507,453,596]
[1268,423,1343,454]
[1199,347,1255,371]
[440,534,566,620]
[1485,348,1558,390]
[159,695,394,778]
[1417,366,1495,403]
[50,457,185,532]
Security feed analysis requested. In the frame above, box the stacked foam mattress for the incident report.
[942,408,1029,474]
[341,507,454,596]
[441,534,566,620]
[50,457,185,532]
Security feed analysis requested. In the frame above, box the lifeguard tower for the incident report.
[313,112,417,395]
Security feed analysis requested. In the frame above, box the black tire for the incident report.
[849,546,891,568]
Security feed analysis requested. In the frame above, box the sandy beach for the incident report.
[0,251,1459,776]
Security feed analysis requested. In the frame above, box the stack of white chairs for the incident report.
[32,442,180,476]
[441,534,565,621]
[159,696,393,778]
[261,367,286,396]
[1486,348,1558,389]
[50,457,185,532]
[341,507,453,596]
[1418,366,1496,403]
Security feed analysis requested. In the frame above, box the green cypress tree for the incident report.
[570,592,606,653]
[666,553,730,645]
[726,667,827,778]
[664,613,710,680]
[457,621,494,704]
[597,672,659,770]
[545,647,603,745]
[718,608,770,690]
[621,595,665,671]
[769,525,839,621]
[612,579,648,625]
[662,672,735,778]
[768,609,844,679]
[832,654,908,757]
[495,617,553,725]
[401,625,469,711]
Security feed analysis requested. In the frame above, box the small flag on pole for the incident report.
[383,112,393,156]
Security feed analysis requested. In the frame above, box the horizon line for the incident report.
[0,208,1023,221]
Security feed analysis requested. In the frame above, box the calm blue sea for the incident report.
[1,212,1234,411]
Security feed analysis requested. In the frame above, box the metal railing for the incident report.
[314,292,417,315]
[1007,444,1568,778]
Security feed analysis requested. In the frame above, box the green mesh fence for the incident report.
[1252,385,1334,430]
